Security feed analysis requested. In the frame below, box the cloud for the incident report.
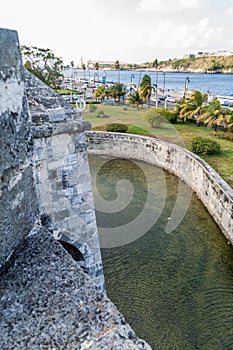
[227,5,233,15]
[137,0,203,12]
[142,16,223,59]
[179,0,202,9]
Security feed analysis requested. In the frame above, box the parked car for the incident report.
[165,96,180,103]
[158,95,170,101]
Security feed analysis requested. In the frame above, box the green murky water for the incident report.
[89,155,233,350]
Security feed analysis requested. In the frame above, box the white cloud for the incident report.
[141,16,224,60]
[0,0,232,64]
[179,0,202,9]
[137,0,204,12]
[227,5,233,15]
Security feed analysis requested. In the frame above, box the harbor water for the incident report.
[89,155,233,350]
[65,68,233,96]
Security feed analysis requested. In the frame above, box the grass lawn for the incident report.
[83,104,233,188]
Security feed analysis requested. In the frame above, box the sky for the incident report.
[1,0,233,66]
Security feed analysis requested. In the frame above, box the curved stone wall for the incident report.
[86,131,233,244]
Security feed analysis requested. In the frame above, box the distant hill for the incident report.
[77,56,233,74]
[158,55,233,74]
[112,56,233,74]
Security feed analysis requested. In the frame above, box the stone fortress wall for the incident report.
[86,131,233,245]
[0,28,152,349]
[25,69,104,290]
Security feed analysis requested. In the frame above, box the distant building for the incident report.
[87,60,115,69]
[184,54,196,59]
[184,50,233,59]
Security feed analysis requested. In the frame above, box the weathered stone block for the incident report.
[0,29,38,270]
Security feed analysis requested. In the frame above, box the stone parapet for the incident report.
[24,71,105,291]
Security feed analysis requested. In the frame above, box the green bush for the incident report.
[189,137,221,155]
[210,131,233,142]
[144,109,164,128]
[106,123,128,133]
[144,107,176,127]
[89,104,97,112]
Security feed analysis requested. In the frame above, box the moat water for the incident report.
[89,155,233,350]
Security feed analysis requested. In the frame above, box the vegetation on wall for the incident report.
[21,46,64,89]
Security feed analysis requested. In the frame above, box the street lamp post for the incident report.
[102,71,107,85]
[70,61,74,103]
[94,73,98,83]
[130,74,135,91]
[163,72,166,94]
[155,84,159,108]
[184,77,190,98]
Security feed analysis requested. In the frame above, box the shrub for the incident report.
[144,107,176,127]
[106,123,128,133]
[144,109,164,128]
[210,131,233,142]
[96,109,109,118]
[89,104,97,112]
[189,137,221,155]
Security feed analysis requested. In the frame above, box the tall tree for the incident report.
[115,60,120,82]
[82,63,86,80]
[21,45,64,90]
[139,74,156,108]
[95,62,99,81]
[197,99,233,131]
[111,82,127,103]
[177,90,207,122]
[152,59,158,70]
[152,59,159,106]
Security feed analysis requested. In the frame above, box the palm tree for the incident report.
[105,87,112,100]
[93,84,106,102]
[151,59,158,70]
[197,99,233,131]
[127,90,144,110]
[139,74,156,108]
[222,110,233,132]
[110,82,127,103]
[95,62,99,81]
[152,59,159,106]
[178,90,207,122]
[82,63,86,80]
[115,60,120,82]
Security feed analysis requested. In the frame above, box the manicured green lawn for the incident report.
[83,105,233,188]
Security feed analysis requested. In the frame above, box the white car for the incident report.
[165,96,180,103]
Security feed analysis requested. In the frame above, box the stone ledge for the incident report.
[0,226,152,350]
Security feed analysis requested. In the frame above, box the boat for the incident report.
[216,94,233,107]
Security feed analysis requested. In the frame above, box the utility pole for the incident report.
[184,77,190,99]
[70,60,74,103]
